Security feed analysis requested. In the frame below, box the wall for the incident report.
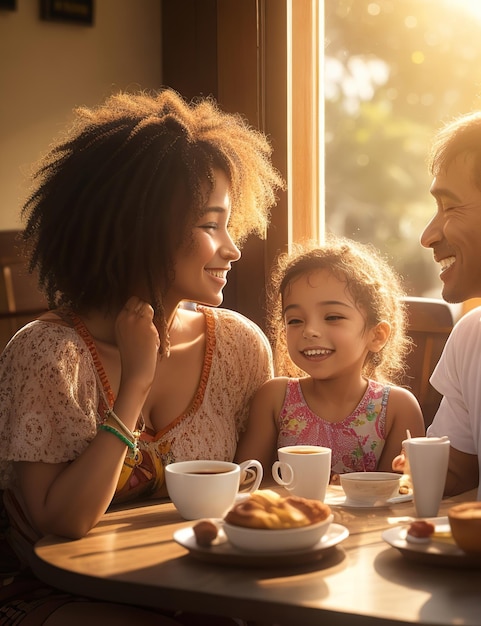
[0,0,162,230]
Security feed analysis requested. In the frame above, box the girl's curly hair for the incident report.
[21,88,284,353]
[267,236,411,384]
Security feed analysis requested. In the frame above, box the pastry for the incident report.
[448,502,481,554]
[193,519,219,546]
[224,489,331,529]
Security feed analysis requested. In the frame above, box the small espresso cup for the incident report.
[272,445,331,501]
[165,459,263,520]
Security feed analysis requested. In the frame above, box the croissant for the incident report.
[224,489,331,529]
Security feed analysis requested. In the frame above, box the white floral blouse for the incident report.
[0,305,273,504]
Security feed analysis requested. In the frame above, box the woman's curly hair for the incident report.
[21,88,284,352]
[267,236,411,385]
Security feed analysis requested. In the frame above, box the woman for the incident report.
[0,88,284,624]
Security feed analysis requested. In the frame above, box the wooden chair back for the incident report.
[0,230,48,352]
[400,296,454,429]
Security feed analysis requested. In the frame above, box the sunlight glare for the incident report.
[443,0,481,22]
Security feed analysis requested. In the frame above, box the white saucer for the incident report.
[343,494,412,508]
[382,516,481,568]
[173,522,349,567]
[325,489,412,509]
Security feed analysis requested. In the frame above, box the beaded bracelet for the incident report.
[99,423,136,451]
[104,408,137,440]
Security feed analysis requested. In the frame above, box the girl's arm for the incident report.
[377,385,425,473]
[234,377,288,477]
[15,297,160,539]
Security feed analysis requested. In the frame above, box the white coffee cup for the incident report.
[402,436,450,517]
[165,459,263,520]
[271,445,332,501]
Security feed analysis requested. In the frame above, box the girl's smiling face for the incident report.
[168,169,241,309]
[282,269,382,380]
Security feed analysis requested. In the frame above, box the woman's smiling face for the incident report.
[168,169,241,308]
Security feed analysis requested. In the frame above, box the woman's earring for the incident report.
[164,332,171,358]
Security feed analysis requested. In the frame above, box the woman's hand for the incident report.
[16,299,162,540]
[115,296,160,394]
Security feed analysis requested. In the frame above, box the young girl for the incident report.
[235,236,425,481]
[0,88,283,625]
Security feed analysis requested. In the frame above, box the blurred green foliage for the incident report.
[324,0,481,296]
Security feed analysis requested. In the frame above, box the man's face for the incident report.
[421,153,481,303]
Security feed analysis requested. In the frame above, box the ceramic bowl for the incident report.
[448,502,481,555]
[339,472,401,506]
[223,514,334,552]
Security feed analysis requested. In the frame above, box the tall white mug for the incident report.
[402,436,450,517]
[272,445,332,501]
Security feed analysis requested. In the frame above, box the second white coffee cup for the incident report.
[165,459,263,520]
[272,445,331,501]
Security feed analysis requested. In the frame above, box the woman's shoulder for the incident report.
[200,305,270,344]
[1,316,84,363]
[9,314,79,340]
[203,304,262,328]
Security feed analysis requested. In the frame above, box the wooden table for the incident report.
[31,486,481,626]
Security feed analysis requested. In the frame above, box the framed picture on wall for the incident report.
[40,0,94,26]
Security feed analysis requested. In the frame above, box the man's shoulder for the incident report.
[436,306,481,373]
[451,306,481,338]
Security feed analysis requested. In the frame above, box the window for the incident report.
[167,1,481,325]
[324,0,481,298]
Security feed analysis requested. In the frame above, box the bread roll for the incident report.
[448,502,481,555]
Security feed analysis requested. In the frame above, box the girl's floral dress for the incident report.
[277,378,390,477]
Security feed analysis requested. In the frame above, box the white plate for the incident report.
[382,516,481,569]
[325,488,412,509]
[173,522,349,568]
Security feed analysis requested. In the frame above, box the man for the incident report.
[420,112,481,497]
